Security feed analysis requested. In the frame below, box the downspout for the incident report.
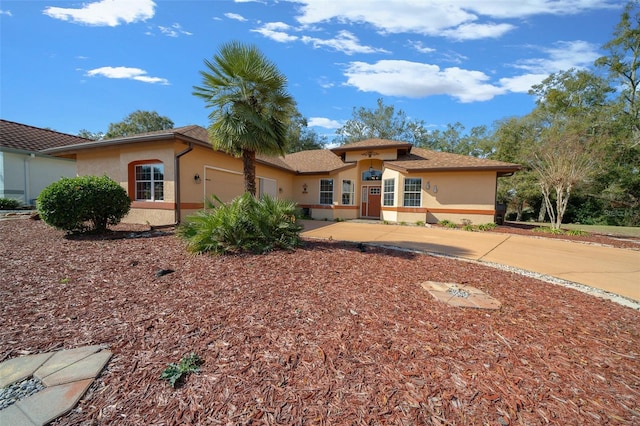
[174,143,194,225]
[24,153,35,205]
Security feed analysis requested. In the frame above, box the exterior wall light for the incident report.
[302,183,308,193]
[194,173,201,184]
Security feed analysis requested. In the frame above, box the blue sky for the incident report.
[0,0,627,141]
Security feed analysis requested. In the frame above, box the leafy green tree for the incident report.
[285,111,327,153]
[193,41,295,196]
[77,129,104,141]
[104,110,174,139]
[335,98,419,144]
[415,122,493,157]
[594,1,640,224]
[37,175,131,234]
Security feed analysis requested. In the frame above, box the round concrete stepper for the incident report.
[0,345,112,426]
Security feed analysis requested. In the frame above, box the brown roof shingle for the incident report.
[0,119,91,152]
[386,147,520,173]
[282,149,353,174]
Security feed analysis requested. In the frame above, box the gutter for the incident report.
[174,142,194,225]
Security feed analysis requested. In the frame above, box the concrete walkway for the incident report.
[0,346,112,425]
[301,221,640,306]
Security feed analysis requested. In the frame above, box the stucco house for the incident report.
[43,124,520,226]
[0,120,81,205]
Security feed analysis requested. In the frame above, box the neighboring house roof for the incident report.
[0,119,90,152]
[282,149,354,174]
[386,147,520,175]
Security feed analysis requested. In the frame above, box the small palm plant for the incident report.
[178,193,303,254]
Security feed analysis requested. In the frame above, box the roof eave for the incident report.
[331,143,412,154]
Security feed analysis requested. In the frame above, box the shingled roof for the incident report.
[0,119,91,152]
[331,138,412,154]
[282,149,353,174]
[385,147,520,175]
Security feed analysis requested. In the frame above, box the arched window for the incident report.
[362,168,382,181]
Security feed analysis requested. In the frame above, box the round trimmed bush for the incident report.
[37,175,131,233]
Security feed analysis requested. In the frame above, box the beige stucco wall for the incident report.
[344,148,398,163]
[380,170,498,224]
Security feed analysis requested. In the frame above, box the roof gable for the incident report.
[387,147,520,173]
[330,138,412,154]
[0,119,91,152]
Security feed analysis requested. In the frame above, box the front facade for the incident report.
[43,124,520,226]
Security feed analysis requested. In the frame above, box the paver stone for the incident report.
[16,378,93,426]
[0,353,53,388]
[0,404,37,426]
[41,350,112,387]
[34,345,104,380]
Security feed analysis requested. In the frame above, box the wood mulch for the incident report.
[1,219,639,425]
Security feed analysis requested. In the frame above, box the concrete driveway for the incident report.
[301,221,640,305]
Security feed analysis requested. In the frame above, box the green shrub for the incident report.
[477,223,498,231]
[462,224,476,232]
[533,226,565,235]
[439,219,458,228]
[37,175,131,234]
[415,220,425,226]
[0,198,21,210]
[566,229,589,236]
[178,193,303,255]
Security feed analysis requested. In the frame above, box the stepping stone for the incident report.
[0,353,53,388]
[41,350,112,387]
[34,345,104,380]
[0,404,37,426]
[16,379,93,425]
[421,281,502,310]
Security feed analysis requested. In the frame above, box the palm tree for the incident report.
[193,41,294,196]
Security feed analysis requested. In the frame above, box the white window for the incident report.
[135,164,164,201]
[403,177,421,207]
[383,178,395,206]
[320,179,333,205]
[341,180,355,205]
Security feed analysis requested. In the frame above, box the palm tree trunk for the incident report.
[242,149,257,196]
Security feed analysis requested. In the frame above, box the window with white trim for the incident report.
[383,178,395,206]
[341,180,354,205]
[403,177,421,207]
[135,163,164,201]
[319,179,333,205]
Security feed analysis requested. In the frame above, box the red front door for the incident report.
[361,185,381,218]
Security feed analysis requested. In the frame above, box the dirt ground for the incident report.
[1,219,639,425]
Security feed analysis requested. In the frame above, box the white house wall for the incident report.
[0,150,75,205]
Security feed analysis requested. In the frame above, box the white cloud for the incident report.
[344,60,505,103]
[308,117,342,129]
[251,22,298,42]
[86,66,169,85]
[408,40,435,54]
[157,23,192,37]
[500,40,601,93]
[290,0,618,39]
[0,9,12,16]
[441,22,515,41]
[301,30,388,55]
[225,12,247,22]
[43,0,155,26]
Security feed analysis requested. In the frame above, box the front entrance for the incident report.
[361,185,381,218]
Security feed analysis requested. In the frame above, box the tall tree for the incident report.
[596,1,640,147]
[415,122,492,157]
[193,41,294,196]
[285,111,327,153]
[104,110,174,139]
[335,98,418,144]
[77,129,104,141]
[531,128,595,229]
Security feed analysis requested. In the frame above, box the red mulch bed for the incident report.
[1,219,639,425]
